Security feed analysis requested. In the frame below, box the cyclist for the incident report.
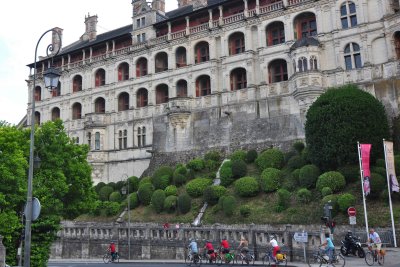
[188,238,199,257]
[367,228,382,258]
[237,236,249,258]
[220,237,230,257]
[269,235,280,263]
[203,240,215,263]
[321,233,335,264]
[108,241,116,261]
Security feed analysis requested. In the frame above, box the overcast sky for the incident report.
[0,0,178,125]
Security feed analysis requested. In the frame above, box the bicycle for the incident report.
[235,249,255,265]
[262,246,287,266]
[103,251,120,263]
[365,246,385,266]
[185,249,202,266]
[216,248,236,266]
[307,247,345,267]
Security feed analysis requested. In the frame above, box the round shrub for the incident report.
[173,166,188,185]
[139,176,152,187]
[239,205,251,218]
[282,171,299,192]
[220,161,234,186]
[128,193,139,209]
[164,185,178,196]
[152,174,170,190]
[259,168,283,192]
[109,191,122,202]
[107,182,116,190]
[137,183,154,205]
[234,176,260,197]
[255,148,285,170]
[203,185,227,205]
[370,172,386,198]
[164,195,177,212]
[127,176,140,192]
[293,141,305,154]
[153,165,173,181]
[321,187,333,197]
[292,169,301,182]
[204,150,221,162]
[337,165,360,184]
[115,181,125,191]
[296,188,312,204]
[98,185,114,201]
[337,193,356,212]
[230,149,247,162]
[276,189,291,211]
[102,201,121,216]
[316,171,346,193]
[246,149,258,163]
[222,196,236,217]
[305,84,390,170]
[177,193,192,214]
[95,182,106,194]
[205,160,220,172]
[298,164,320,189]
[231,159,247,178]
[371,166,386,178]
[187,158,205,171]
[287,155,307,170]
[151,189,166,213]
[186,178,213,198]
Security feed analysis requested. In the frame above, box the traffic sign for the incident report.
[294,232,308,243]
[347,207,356,217]
[349,216,356,225]
[24,197,41,221]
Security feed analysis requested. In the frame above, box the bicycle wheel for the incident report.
[103,254,111,264]
[333,253,345,267]
[365,251,374,266]
[307,255,320,267]
[235,254,243,265]
[378,254,384,265]
[216,255,223,266]
[248,254,255,265]
[194,254,202,266]
[186,255,192,266]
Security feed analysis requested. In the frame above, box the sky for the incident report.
[0,0,178,125]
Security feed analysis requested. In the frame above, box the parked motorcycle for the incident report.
[340,231,365,258]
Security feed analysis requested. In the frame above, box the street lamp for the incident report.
[24,29,61,267]
[120,174,130,260]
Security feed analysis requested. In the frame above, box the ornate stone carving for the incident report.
[168,113,190,129]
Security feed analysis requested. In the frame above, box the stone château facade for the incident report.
[26,0,400,184]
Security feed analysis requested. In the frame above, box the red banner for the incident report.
[360,144,371,196]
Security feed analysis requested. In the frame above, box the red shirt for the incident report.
[221,240,229,249]
[205,242,214,250]
[109,243,116,253]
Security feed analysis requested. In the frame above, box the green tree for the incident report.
[305,84,389,170]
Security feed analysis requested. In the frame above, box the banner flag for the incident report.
[360,144,372,196]
[384,141,400,193]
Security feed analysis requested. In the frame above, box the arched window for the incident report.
[196,75,211,97]
[344,43,362,70]
[228,32,245,55]
[341,1,357,29]
[72,103,82,120]
[136,57,148,77]
[52,82,61,97]
[118,92,130,111]
[176,47,187,68]
[34,111,40,125]
[118,62,130,81]
[194,41,210,63]
[266,21,285,46]
[268,59,288,83]
[156,84,169,104]
[87,132,92,149]
[95,68,106,87]
[51,107,60,121]
[310,56,318,70]
[394,32,400,60]
[34,86,41,101]
[137,88,148,108]
[72,75,82,92]
[294,12,317,40]
[95,132,100,150]
[94,97,106,113]
[176,80,188,97]
[155,52,168,73]
[298,57,308,72]
[230,68,247,90]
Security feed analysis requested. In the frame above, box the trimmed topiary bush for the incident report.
[370,172,386,198]
[246,149,258,163]
[164,195,177,212]
[337,193,356,212]
[137,183,154,205]
[109,191,122,202]
[234,176,260,197]
[282,170,299,192]
[296,188,312,204]
[276,189,291,211]
[371,166,387,178]
[203,185,227,205]
[128,193,139,209]
[164,185,178,196]
[259,168,283,192]
[95,182,106,194]
[139,176,152,187]
[186,178,213,198]
[231,159,247,178]
[152,174,171,190]
[239,205,251,218]
[107,182,116,190]
[205,160,220,172]
[287,155,307,170]
[293,141,306,154]
[98,185,114,201]
[230,149,247,162]
[151,189,166,213]
[102,201,121,216]
[187,158,205,171]
[177,193,192,214]
[173,166,188,185]
[321,187,333,197]
[255,148,285,170]
[337,165,360,184]
[204,150,221,162]
[316,171,346,193]
[115,181,125,191]
[305,84,390,170]
[127,176,140,192]
[220,161,234,186]
[222,196,236,217]
[298,164,320,189]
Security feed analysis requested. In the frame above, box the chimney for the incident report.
[51,27,63,55]
[177,0,191,8]
[81,13,98,41]
[192,0,207,10]
[152,0,165,13]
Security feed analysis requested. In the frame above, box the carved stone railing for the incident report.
[171,30,186,39]
[288,0,311,6]
[190,23,209,34]
[260,1,283,14]
[223,12,244,24]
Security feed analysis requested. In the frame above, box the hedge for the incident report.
[259,168,283,192]
[151,189,166,213]
[186,178,213,198]
[234,176,260,197]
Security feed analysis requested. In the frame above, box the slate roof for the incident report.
[290,37,320,50]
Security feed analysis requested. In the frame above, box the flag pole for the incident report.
[383,139,397,247]
[357,142,369,236]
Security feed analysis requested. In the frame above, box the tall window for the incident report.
[95,132,100,150]
[123,130,128,149]
[344,43,362,70]
[95,97,106,113]
[95,68,106,87]
[52,82,61,97]
[341,2,357,29]
[137,127,146,147]
[118,92,130,111]
[230,68,247,90]
[73,75,83,92]
[136,58,148,77]
[196,75,211,97]
[266,21,285,46]
[51,107,60,121]
[156,84,169,104]
[176,47,187,68]
[118,62,129,81]
[194,42,210,63]
[268,59,288,83]
[34,112,40,125]
[298,57,308,72]
[137,88,148,107]
[395,32,400,59]
[310,56,318,70]
[294,12,317,40]
[176,80,188,97]
[34,86,41,101]
[118,130,124,149]
[155,52,168,73]
[72,103,82,120]
[229,32,245,55]
[87,132,92,150]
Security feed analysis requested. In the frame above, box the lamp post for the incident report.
[121,174,130,260]
[24,29,61,267]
